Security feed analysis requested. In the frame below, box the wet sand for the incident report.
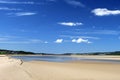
[0,55,120,80]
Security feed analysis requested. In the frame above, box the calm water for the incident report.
[12,56,79,62]
[12,56,120,63]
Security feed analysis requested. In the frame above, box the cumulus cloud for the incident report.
[58,22,83,26]
[72,38,91,44]
[7,12,37,16]
[55,39,63,43]
[65,0,85,7]
[92,8,120,16]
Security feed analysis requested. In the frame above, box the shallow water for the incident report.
[12,56,78,62]
[12,56,120,63]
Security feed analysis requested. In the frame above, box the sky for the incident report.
[0,0,120,53]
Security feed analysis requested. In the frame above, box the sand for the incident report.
[71,55,120,60]
[0,55,120,80]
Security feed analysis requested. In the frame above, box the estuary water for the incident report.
[12,56,78,62]
[12,55,120,63]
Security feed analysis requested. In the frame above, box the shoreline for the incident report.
[11,55,120,64]
[11,54,120,60]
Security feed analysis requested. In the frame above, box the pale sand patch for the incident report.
[0,55,120,80]
[71,55,120,60]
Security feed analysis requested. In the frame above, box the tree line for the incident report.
[0,49,120,55]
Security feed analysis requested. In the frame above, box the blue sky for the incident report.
[0,0,120,53]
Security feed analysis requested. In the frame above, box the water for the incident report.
[12,56,120,63]
[12,56,79,62]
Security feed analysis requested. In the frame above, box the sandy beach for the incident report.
[71,55,120,60]
[0,55,120,80]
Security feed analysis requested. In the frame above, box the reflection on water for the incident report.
[12,56,120,63]
[12,56,79,62]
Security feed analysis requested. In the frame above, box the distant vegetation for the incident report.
[0,49,120,55]
[0,49,35,55]
[64,51,120,55]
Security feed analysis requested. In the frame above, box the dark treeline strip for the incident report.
[0,49,120,55]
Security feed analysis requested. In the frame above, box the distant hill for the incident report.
[0,49,35,55]
[0,49,51,55]
[0,49,120,55]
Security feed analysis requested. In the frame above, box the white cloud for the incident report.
[60,35,99,39]
[28,39,49,44]
[0,35,47,44]
[29,39,42,43]
[72,38,91,44]
[75,30,120,35]
[0,1,35,5]
[0,39,46,44]
[44,41,48,44]
[92,8,120,16]
[0,7,21,11]
[55,39,63,43]
[58,22,83,26]
[71,39,76,42]
[7,12,37,16]
[0,41,30,44]
[65,0,85,7]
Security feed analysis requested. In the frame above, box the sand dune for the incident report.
[0,55,120,80]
